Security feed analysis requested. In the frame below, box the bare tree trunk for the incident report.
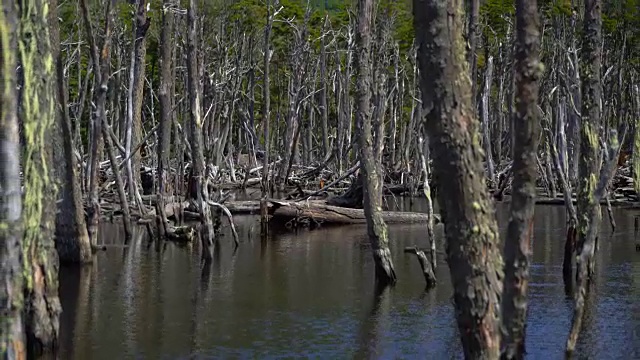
[80,0,116,247]
[49,0,92,264]
[356,0,397,286]
[567,12,581,185]
[101,119,133,242]
[467,0,479,103]
[567,0,604,354]
[575,0,603,288]
[319,16,330,158]
[0,1,25,355]
[261,0,273,198]
[131,0,150,190]
[187,0,214,261]
[501,0,542,357]
[156,0,176,239]
[417,129,436,268]
[413,0,502,357]
[18,0,62,354]
[481,55,495,183]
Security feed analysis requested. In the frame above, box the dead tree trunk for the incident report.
[80,0,116,246]
[101,119,133,242]
[356,0,397,286]
[467,0,479,104]
[481,56,495,184]
[0,1,25,354]
[50,0,93,264]
[413,0,502,357]
[319,16,330,158]
[187,0,214,261]
[501,0,542,357]
[567,0,604,354]
[261,0,274,198]
[18,0,63,354]
[156,0,176,239]
[130,0,150,190]
[575,0,603,289]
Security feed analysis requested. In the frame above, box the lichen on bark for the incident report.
[17,0,62,355]
[413,0,503,357]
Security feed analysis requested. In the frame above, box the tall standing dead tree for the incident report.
[50,0,93,264]
[130,0,151,192]
[156,0,177,239]
[413,0,503,357]
[501,0,543,357]
[567,0,608,354]
[80,0,117,246]
[187,0,214,261]
[356,0,397,286]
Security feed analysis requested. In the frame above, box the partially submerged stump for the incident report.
[404,246,436,289]
[166,225,197,243]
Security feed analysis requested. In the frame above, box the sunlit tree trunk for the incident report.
[413,0,502,357]
[356,0,397,286]
[0,1,25,356]
[18,0,62,354]
[50,0,92,264]
[501,0,542,357]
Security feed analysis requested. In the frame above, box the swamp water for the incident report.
[57,202,640,359]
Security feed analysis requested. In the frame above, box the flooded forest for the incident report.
[1,0,640,358]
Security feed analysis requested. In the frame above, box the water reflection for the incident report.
[56,204,640,359]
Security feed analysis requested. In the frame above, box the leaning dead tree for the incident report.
[501,0,543,357]
[356,0,397,286]
[413,0,503,357]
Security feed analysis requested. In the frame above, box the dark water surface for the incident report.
[58,202,640,359]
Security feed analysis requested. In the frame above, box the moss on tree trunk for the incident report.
[17,0,62,355]
[413,0,503,357]
[0,1,26,356]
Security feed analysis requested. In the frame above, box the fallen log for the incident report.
[262,200,441,226]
